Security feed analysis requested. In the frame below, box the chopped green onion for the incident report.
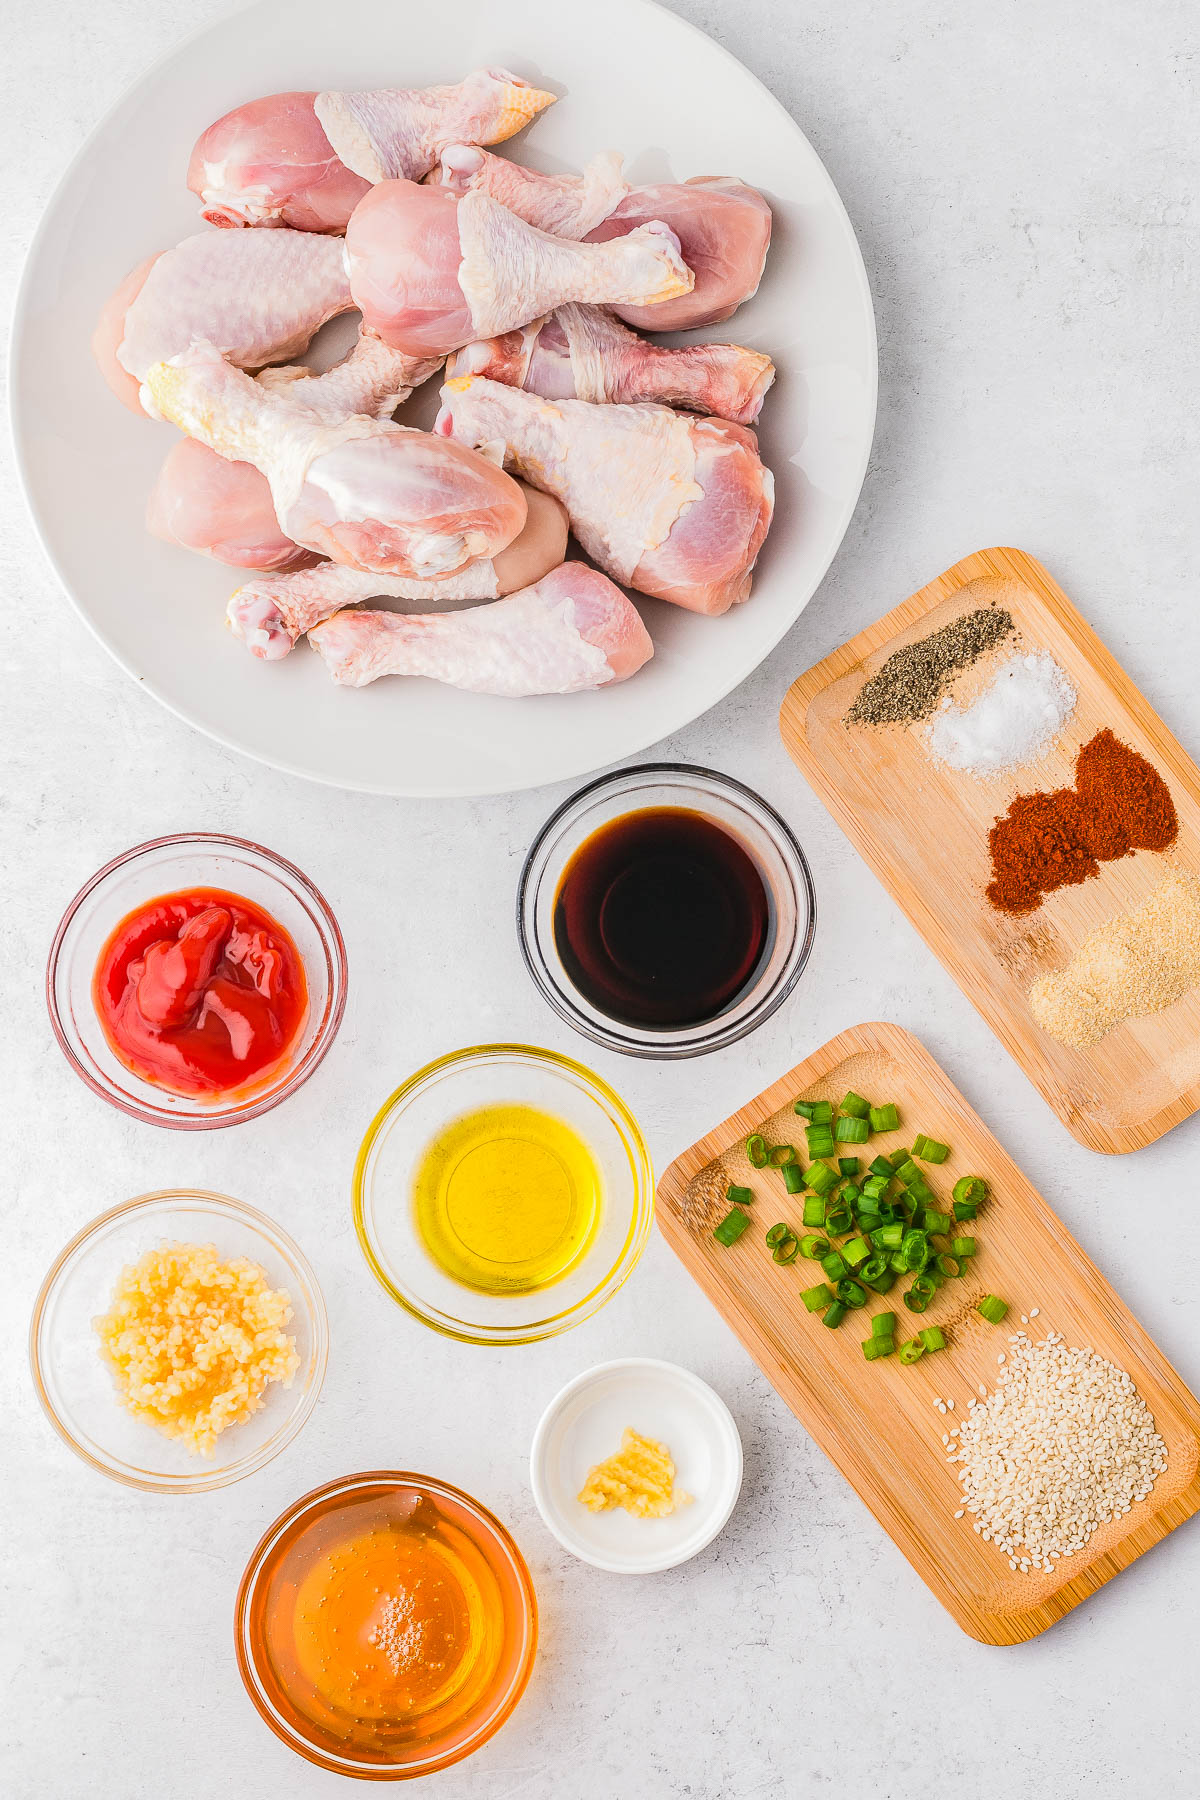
[768,1143,796,1167]
[746,1133,768,1168]
[889,1248,908,1275]
[856,1213,883,1238]
[726,1184,753,1206]
[871,1311,898,1338]
[765,1223,789,1248]
[808,1101,834,1125]
[953,1200,979,1221]
[859,1253,889,1282]
[713,1208,751,1246]
[862,1336,895,1360]
[841,1090,871,1119]
[895,1159,921,1186]
[799,1235,830,1261]
[841,1183,862,1205]
[874,1221,904,1250]
[837,1158,861,1177]
[773,1235,800,1264]
[951,1236,976,1258]
[917,1135,950,1164]
[835,1278,868,1308]
[835,1115,870,1144]
[821,1250,848,1282]
[869,1103,900,1133]
[801,1282,834,1312]
[802,1196,827,1228]
[953,1177,989,1206]
[898,1339,925,1364]
[822,1302,848,1328]
[825,1207,852,1237]
[805,1128,836,1158]
[793,1100,817,1120]
[903,1288,928,1313]
[807,1161,839,1197]
[934,1253,964,1278]
[783,1163,806,1195]
[922,1210,953,1237]
[842,1235,871,1268]
[869,1155,894,1178]
[864,1272,897,1294]
[910,1274,936,1299]
[862,1175,890,1201]
[900,1228,929,1271]
[918,1326,946,1352]
[977,1293,1009,1324]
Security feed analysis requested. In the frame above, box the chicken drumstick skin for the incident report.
[309,563,653,694]
[145,343,526,580]
[345,180,693,358]
[227,484,568,658]
[450,303,775,425]
[436,375,774,615]
[95,231,354,415]
[190,69,556,231]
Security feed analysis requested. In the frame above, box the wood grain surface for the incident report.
[655,1022,1200,1643]
[779,547,1200,1152]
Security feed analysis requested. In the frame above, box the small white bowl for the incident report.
[530,1358,743,1573]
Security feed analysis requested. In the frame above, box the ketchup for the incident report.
[93,888,309,1099]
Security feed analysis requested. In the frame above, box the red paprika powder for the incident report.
[986,729,1177,916]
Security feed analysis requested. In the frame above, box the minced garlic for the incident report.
[577,1428,691,1518]
[94,1241,299,1457]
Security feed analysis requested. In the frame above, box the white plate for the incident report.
[530,1357,743,1572]
[11,0,876,797]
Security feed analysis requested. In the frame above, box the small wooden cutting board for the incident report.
[779,547,1200,1152]
[656,1023,1200,1643]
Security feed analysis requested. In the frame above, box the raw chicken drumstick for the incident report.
[94,231,353,415]
[436,148,771,330]
[345,179,693,358]
[436,376,774,615]
[190,69,556,231]
[146,343,526,579]
[227,484,568,658]
[147,330,442,570]
[450,303,775,425]
[309,562,653,693]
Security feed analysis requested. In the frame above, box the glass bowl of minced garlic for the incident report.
[30,1189,328,1491]
[530,1358,743,1572]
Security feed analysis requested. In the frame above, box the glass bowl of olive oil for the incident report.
[353,1044,653,1345]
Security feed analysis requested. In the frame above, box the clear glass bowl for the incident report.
[353,1044,653,1346]
[234,1471,538,1780]
[29,1189,328,1493]
[47,832,348,1128]
[517,763,816,1058]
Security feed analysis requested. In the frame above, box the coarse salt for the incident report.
[925,651,1077,776]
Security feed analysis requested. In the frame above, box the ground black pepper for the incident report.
[845,606,1015,727]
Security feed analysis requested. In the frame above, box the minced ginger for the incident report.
[577,1428,691,1518]
[94,1241,299,1457]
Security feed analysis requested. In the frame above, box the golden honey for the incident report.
[412,1102,601,1294]
[244,1479,534,1771]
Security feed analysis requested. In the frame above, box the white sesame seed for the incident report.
[948,1336,1167,1577]
[979,1383,988,1396]
[997,1353,1006,1364]
[946,1399,954,1410]
[954,1509,964,1518]
[1030,1307,1040,1318]
[1021,1315,1028,1324]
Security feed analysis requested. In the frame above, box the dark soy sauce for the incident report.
[553,808,771,1029]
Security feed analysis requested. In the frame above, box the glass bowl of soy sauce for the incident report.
[518,764,815,1058]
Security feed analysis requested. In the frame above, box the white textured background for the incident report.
[2,2,1199,1796]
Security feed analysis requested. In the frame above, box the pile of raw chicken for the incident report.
[93,70,777,699]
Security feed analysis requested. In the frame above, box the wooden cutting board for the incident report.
[779,546,1200,1153]
[656,1022,1200,1643]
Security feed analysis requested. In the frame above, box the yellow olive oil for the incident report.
[413,1103,602,1294]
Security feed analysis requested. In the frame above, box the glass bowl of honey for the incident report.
[517,764,816,1058]
[235,1471,538,1779]
[353,1044,653,1345]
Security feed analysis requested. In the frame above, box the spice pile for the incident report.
[1030,867,1200,1047]
[948,1329,1167,1574]
[845,606,1013,727]
[926,652,1076,777]
[987,728,1178,915]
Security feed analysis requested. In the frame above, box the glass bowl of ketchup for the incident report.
[48,833,348,1128]
[518,764,816,1059]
